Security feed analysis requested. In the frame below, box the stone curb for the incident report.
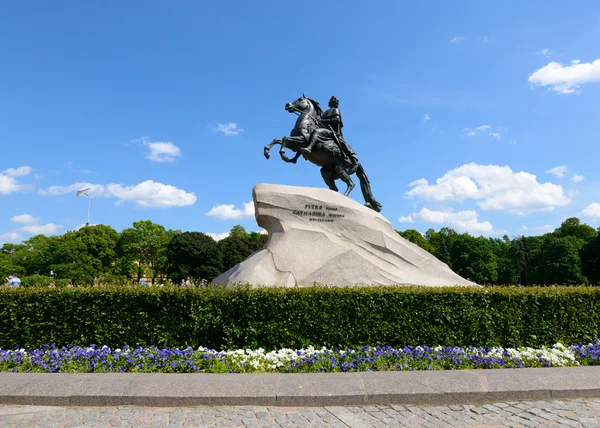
[0,367,599,407]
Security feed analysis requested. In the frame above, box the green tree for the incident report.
[553,217,597,242]
[116,221,171,283]
[166,232,223,282]
[247,231,268,252]
[581,230,600,284]
[510,235,544,285]
[0,243,28,277]
[396,229,433,253]
[14,235,58,276]
[0,251,16,280]
[49,233,88,282]
[50,225,119,284]
[488,235,517,284]
[218,225,269,271]
[228,225,247,238]
[77,225,119,270]
[219,231,251,272]
[425,227,458,266]
[450,234,498,284]
[1,236,63,279]
[532,235,586,285]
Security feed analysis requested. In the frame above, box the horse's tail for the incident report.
[356,163,383,212]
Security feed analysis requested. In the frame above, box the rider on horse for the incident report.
[301,96,358,168]
[264,94,383,212]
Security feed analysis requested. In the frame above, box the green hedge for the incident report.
[0,286,599,350]
[17,275,71,288]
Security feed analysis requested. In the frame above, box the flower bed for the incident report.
[1,341,599,373]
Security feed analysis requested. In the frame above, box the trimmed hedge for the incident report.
[0,286,599,350]
[17,275,71,288]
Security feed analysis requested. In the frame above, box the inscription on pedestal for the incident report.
[292,204,346,223]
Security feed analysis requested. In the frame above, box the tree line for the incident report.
[1,217,598,286]
[397,217,600,285]
[0,221,267,285]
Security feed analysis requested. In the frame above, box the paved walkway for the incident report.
[1,399,600,427]
[2,367,600,407]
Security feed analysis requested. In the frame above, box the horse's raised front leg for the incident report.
[279,137,298,163]
[289,151,302,164]
[264,138,281,160]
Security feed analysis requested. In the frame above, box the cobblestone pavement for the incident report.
[1,399,600,427]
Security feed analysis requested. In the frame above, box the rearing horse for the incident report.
[264,95,383,212]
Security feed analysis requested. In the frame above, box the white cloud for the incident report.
[20,223,61,236]
[106,181,196,208]
[39,182,104,197]
[463,125,491,137]
[81,169,94,175]
[581,203,600,218]
[535,48,553,57]
[10,214,38,224]
[206,232,230,241]
[73,223,97,231]
[213,123,243,136]
[0,213,62,244]
[0,165,33,195]
[411,208,494,235]
[529,58,600,94]
[398,215,414,223]
[450,36,465,44]
[488,132,501,140]
[546,165,568,177]
[140,137,181,163]
[421,114,431,123]
[571,174,584,183]
[0,232,23,245]
[206,201,255,219]
[0,174,24,195]
[405,163,571,215]
[521,224,554,235]
[39,181,197,208]
[3,166,33,177]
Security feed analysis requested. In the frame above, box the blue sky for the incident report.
[1,1,600,243]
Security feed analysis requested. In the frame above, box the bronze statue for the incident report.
[301,96,357,168]
[264,95,382,212]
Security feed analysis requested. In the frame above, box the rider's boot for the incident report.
[301,136,317,155]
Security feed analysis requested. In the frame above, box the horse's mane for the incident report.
[306,97,323,117]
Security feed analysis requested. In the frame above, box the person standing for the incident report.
[8,273,21,288]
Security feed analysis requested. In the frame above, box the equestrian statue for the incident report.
[264,95,383,212]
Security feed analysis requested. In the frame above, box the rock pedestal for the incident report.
[213,184,477,287]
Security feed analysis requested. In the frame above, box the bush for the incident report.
[18,275,70,288]
[0,285,598,350]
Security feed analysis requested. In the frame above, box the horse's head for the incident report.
[285,94,311,114]
[285,94,322,117]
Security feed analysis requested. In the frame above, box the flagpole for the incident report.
[86,190,92,227]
